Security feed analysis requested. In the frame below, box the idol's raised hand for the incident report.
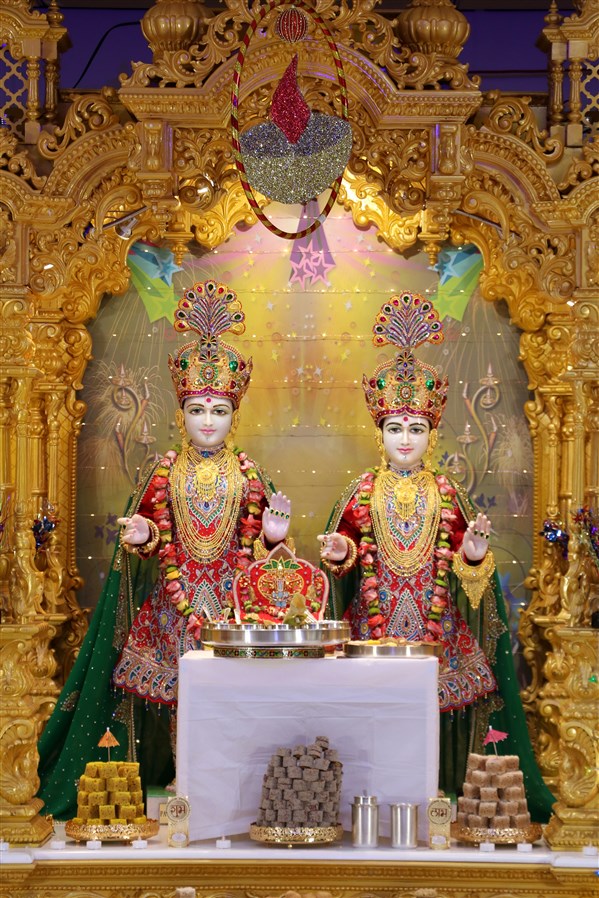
[462,512,492,562]
[317,532,349,562]
[117,514,150,546]
[262,491,291,544]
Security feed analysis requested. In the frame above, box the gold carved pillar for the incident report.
[542,627,599,849]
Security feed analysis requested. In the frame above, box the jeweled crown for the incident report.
[362,291,448,428]
[168,280,252,407]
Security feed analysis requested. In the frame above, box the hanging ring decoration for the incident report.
[231,0,350,240]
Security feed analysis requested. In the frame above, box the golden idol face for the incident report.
[183,394,234,449]
[382,414,431,471]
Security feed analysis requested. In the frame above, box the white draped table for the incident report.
[177,651,439,843]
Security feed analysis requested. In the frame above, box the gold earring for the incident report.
[374,427,388,469]
[424,428,438,471]
[175,408,190,449]
[225,409,240,450]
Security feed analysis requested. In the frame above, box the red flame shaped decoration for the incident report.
[270,55,310,144]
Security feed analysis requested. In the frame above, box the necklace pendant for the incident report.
[194,458,219,502]
[393,478,418,519]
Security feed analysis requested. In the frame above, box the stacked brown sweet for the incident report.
[70,761,147,826]
[457,754,532,830]
[256,736,342,828]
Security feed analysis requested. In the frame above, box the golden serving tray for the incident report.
[65,818,159,843]
[201,621,350,649]
[249,822,343,846]
[343,640,442,658]
[451,821,543,845]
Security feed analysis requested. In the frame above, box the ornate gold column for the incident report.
[543,627,599,849]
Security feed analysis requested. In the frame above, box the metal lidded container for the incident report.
[390,802,418,848]
[351,793,379,848]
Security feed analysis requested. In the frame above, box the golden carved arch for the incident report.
[0,0,597,849]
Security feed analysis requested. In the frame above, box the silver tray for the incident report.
[201,621,350,648]
[343,640,442,658]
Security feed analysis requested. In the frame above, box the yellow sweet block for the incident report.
[99,805,115,819]
[127,775,142,790]
[131,790,143,805]
[99,761,119,779]
[110,818,126,825]
[106,777,127,791]
[88,817,102,826]
[118,762,138,775]
[118,805,135,820]
[78,807,90,820]
[77,792,89,806]
[71,817,84,826]
[111,791,130,805]
[133,816,146,825]
[87,791,108,805]
[84,763,99,777]
[84,777,103,791]
[135,804,144,816]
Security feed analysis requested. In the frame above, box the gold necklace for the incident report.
[171,445,245,562]
[371,469,441,577]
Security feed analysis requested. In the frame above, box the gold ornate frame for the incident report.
[0,0,597,853]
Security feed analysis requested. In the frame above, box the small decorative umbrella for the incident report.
[98,727,120,762]
[483,726,509,756]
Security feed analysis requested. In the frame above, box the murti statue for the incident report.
[319,291,554,821]
[37,280,290,818]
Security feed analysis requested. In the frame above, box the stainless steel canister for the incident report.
[390,802,418,848]
[351,794,379,848]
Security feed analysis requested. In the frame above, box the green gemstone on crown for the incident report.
[426,377,435,390]
[376,378,386,390]
[229,359,238,372]
[180,358,189,370]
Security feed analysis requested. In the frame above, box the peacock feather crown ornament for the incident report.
[362,291,448,428]
[168,280,252,407]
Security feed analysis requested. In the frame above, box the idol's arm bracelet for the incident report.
[321,536,358,577]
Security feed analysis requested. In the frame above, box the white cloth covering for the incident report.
[177,651,439,842]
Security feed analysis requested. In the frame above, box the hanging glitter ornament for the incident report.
[239,53,352,206]
[231,0,351,240]
[275,7,309,44]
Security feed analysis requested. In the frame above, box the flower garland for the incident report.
[353,468,457,641]
[148,447,266,640]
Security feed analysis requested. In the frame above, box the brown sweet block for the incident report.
[307,810,324,825]
[467,753,486,771]
[278,777,291,787]
[478,801,497,817]
[292,810,307,824]
[297,790,313,801]
[486,757,507,775]
[491,815,510,828]
[293,745,307,756]
[459,797,478,814]
[470,770,491,787]
[492,771,523,789]
[288,767,302,780]
[468,814,484,827]
[313,757,330,771]
[462,782,478,799]
[504,756,520,771]
[264,809,275,822]
[298,756,314,768]
[264,776,275,789]
[513,812,531,827]
[311,780,325,793]
[261,799,273,810]
[480,786,498,801]
[457,811,468,826]
[277,809,291,823]
[498,800,519,816]
[322,770,334,782]
[517,800,529,814]
[302,768,319,782]
[503,786,525,801]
